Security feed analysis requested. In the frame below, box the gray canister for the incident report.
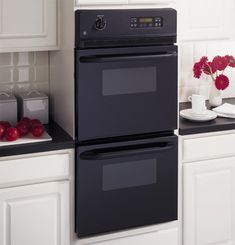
[18,91,49,124]
[0,92,17,125]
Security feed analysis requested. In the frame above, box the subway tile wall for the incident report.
[179,41,235,102]
[0,52,49,95]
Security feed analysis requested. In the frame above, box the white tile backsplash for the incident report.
[0,52,49,94]
[179,41,235,102]
[0,53,12,66]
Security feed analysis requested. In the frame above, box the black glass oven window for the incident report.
[102,159,157,191]
[102,67,157,96]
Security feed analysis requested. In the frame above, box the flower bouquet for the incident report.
[193,55,235,106]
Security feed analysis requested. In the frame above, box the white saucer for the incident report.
[180,109,217,122]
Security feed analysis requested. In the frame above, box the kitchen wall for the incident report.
[179,41,235,102]
[0,52,49,95]
[1,4,235,104]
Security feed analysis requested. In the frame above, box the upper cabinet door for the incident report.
[0,0,58,52]
[75,0,128,5]
[179,0,232,41]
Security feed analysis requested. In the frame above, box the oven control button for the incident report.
[95,16,107,31]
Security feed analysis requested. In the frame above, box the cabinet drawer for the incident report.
[183,133,235,162]
[93,227,178,245]
[0,153,70,188]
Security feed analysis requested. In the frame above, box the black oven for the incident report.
[75,8,178,238]
[76,135,178,237]
[76,45,177,142]
[75,8,177,143]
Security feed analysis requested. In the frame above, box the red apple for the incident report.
[31,119,42,126]
[16,122,30,136]
[5,127,20,141]
[0,121,11,139]
[32,124,45,137]
[0,121,11,129]
[0,125,5,139]
[20,117,31,125]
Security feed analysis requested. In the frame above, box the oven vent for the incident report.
[78,36,176,49]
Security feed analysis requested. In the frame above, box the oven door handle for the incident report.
[80,52,177,63]
[80,142,175,160]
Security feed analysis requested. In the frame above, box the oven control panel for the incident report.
[130,17,163,29]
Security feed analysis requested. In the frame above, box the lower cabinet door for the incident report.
[184,157,235,245]
[93,227,179,245]
[0,181,70,245]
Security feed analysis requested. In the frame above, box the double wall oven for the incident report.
[75,8,178,238]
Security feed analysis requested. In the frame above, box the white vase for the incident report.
[209,82,222,107]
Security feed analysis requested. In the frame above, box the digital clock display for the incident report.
[139,18,153,23]
[130,16,163,28]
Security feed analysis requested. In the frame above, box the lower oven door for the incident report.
[76,45,177,142]
[76,135,178,237]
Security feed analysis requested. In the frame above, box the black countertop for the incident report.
[179,98,235,136]
[0,121,75,157]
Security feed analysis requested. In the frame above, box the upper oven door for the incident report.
[76,45,178,142]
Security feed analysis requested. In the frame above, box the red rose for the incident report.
[215,74,229,90]
[203,62,216,75]
[199,56,208,66]
[193,62,202,78]
[212,56,228,71]
[225,55,235,68]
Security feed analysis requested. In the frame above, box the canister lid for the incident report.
[18,91,48,101]
[0,92,17,103]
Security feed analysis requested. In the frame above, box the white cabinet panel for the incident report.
[128,0,173,4]
[184,157,235,245]
[1,0,44,35]
[179,0,232,40]
[0,0,58,52]
[182,133,235,162]
[0,181,70,245]
[92,227,178,245]
[75,0,128,5]
[0,153,70,188]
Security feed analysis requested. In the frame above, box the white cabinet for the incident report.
[0,181,70,245]
[179,0,233,41]
[184,157,235,245]
[0,150,73,245]
[181,131,235,245]
[0,0,59,53]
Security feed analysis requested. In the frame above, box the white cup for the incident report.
[188,94,207,114]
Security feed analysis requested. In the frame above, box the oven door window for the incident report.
[102,159,157,191]
[102,67,157,96]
